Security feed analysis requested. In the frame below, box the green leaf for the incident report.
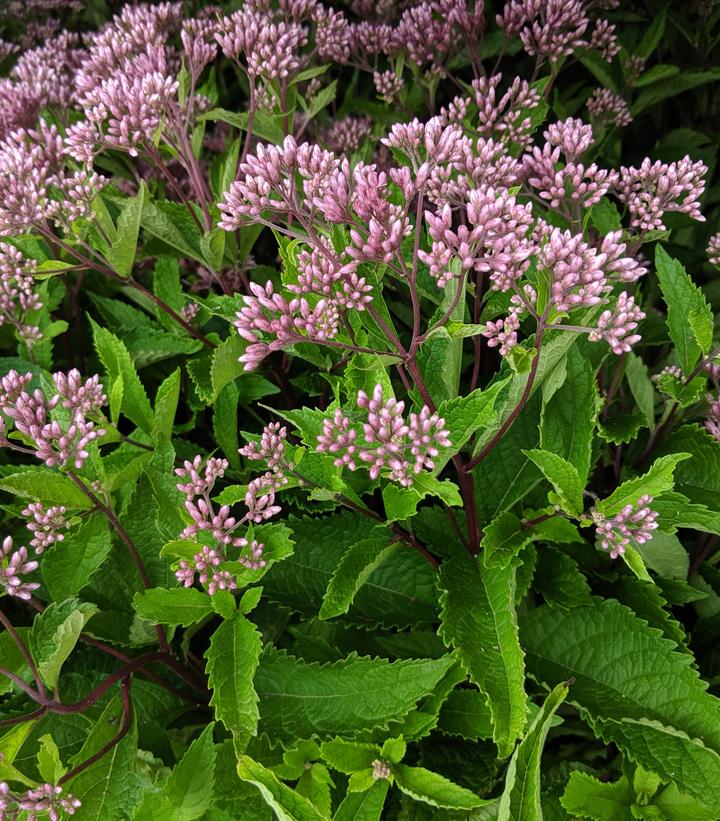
[626,353,656,428]
[392,764,487,810]
[438,689,494,741]
[436,379,507,466]
[633,69,720,115]
[133,588,215,627]
[655,246,714,373]
[237,756,325,821]
[480,511,535,569]
[657,426,720,508]
[333,781,389,821]
[68,695,139,819]
[90,317,155,433]
[141,199,204,264]
[0,468,93,509]
[254,649,455,741]
[438,552,527,757]
[211,334,245,401]
[653,782,719,820]
[37,734,67,784]
[205,613,263,741]
[382,475,461,522]
[319,535,398,619]
[42,512,112,600]
[560,772,634,821]
[596,453,690,516]
[521,599,720,810]
[637,4,667,58]
[320,739,378,774]
[523,449,584,516]
[497,683,569,821]
[134,724,216,821]
[106,181,145,277]
[635,530,689,579]
[30,598,98,688]
[653,491,720,536]
[533,547,592,609]
[540,346,597,485]
[154,368,180,441]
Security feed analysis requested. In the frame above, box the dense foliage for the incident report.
[2,0,720,818]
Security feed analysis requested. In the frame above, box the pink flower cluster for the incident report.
[498,0,589,61]
[23,502,68,554]
[0,535,39,600]
[0,369,106,469]
[586,89,632,127]
[316,384,451,486]
[173,452,283,595]
[595,495,659,559]
[706,396,720,443]
[0,781,81,821]
[0,241,43,345]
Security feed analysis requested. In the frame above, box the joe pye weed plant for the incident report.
[2,0,720,818]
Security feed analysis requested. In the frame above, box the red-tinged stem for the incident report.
[0,666,42,700]
[58,677,133,787]
[0,706,47,729]
[465,323,546,472]
[0,610,47,699]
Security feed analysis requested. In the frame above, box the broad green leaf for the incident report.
[133,588,215,627]
[438,689,494,741]
[633,69,720,115]
[90,318,154,433]
[30,598,98,688]
[596,453,690,516]
[436,379,507,466]
[295,763,334,818]
[657,425,720,508]
[637,3,667,58]
[320,739,378,773]
[497,683,569,821]
[533,547,592,609]
[42,512,112,601]
[333,781,389,821]
[523,449,584,516]
[540,345,598,485]
[653,491,720,536]
[635,530,689,579]
[653,782,719,820]
[237,756,325,821]
[626,353,655,428]
[480,511,535,569]
[0,721,37,785]
[560,772,634,821]
[214,382,240,470]
[205,613,263,740]
[68,695,139,820]
[438,552,527,757]
[106,181,145,277]
[141,199,204,263]
[392,763,487,810]
[211,334,245,401]
[319,535,398,619]
[134,724,216,820]
[382,475,461,522]
[655,246,714,373]
[0,468,93,509]
[37,734,67,784]
[155,368,180,441]
[0,628,31,697]
[254,649,455,741]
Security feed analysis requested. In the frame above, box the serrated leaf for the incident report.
[436,379,507,466]
[333,781,389,821]
[0,468,93,509]
[211,334,245,401]
[106,181,145,277]
[90,317,154,433]
[134,724,216,821]
[30,598,98,688]
[560,772,634,821]
[319,535,398,619]
[237,756,325,821]
[480,511,535,569]
[42,512,112,600]
[524,449,584,516]
[392,764,487,810]
[141,199,204,264]
[655,246,714,373]
[154,368,180,441]
[438,552,527,758]
[320,739,378,774]
[133,588,215,627]
[254,649,455,741]
[497,683,569,821]
[37,734,66,784]
[438,689,494,741]
[205,614,263,741]
[626,353,655,428]
[596,453,690,516]
[533,547,592,609]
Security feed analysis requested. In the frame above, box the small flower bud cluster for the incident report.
[0,241,43,345]
[590,19,620,62]
[173,451,284,594]
[23,502,68,554]
[0,781,81,820]
[497,0,589,61]
[615,156,707,233]
[705,396,720,443]
[594,495,659,559]
[586,88,632,128]
[0,536,39,600]
[322,116,372,154]
[316,384,451,487]
[707,233,720,266]
[372,760,392,780]
[0,369,106,469]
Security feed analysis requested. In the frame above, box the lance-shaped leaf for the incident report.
[133,588,215,627]
[30,598,98,689]
[334,781,389,821]
[560,772,635,821]
[392,764,488,811]
[105,181,145,277]
[595,453,690,516]
[237,756,325,821]
[523,449,584,516]
[497,682,569,820]
[438,551,527,757]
